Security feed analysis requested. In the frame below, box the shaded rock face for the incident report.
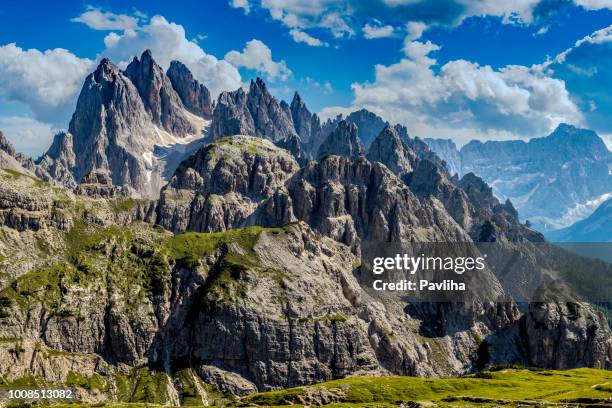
[525,300,611,369]
[366,125,417,177]
[153,136,299,233]
[210,78,306,163]
[427,123,612,231]
[38,52,207,199]
[37,132,77,188]
[284,155,468,250]
[290,92,321,145]
[317,121,365,161]
[345,109,387,148]
[124,50,196,136]
[167,60,213,119]
[212,78,297,144]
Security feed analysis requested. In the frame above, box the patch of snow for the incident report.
[556,192,612,229]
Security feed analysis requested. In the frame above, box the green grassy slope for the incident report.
[6,368,611,407]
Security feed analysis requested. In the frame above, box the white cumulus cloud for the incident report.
[289,29,329,46]
[0,116,57,158]
[100,15,242,97]
[363,22,395,39]
[225,39,292,80]
[333,38,582,142]
[71,6,141,30]
[229,0,252,14]
[0,44,94,124]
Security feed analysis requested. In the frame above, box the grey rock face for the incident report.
[39,53,206,198]
[526,299,611,369]
[125,50,196,136]
[366,125,417,177]
[290,92,321,144]
[167,60,213,119]
[211,78,297,143]
[286,155,469,249]
[424,138,462,175]
[210,78,305,162]
[37,132,77,188]
[317,121,365,160]
[345,109,387,148]
[154,136,299,233]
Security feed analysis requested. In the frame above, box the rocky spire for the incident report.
[40,57,160,196]
[210,77,305,161]
[166,60,213,119]
[346,109,387,148]
[0,131,16,157]
[367,125,417,177]
[37,132,77,187]
[124,50,196,135]
[246,77,297,142]
[290,92,321,144]
[317,120,365,160]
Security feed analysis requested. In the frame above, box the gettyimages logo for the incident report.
[359,242,612,303]
[372,254,487,275]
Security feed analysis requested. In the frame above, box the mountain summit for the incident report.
[37,51,207,198]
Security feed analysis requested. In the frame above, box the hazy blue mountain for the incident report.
[426,124,612,232]
[547,198,612,242]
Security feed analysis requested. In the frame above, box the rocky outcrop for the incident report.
[153,136,299,233]
[366,125,417,177]
[125,50,196,136]
[210,78,304,161]
[290,92,321,144]
[73,169,129,198]
[167,60,213,119]
[38,53,206,198]
[317,121,365,160]
[212,78,296,143]
[345,109,387,148]
[37,132,77,188]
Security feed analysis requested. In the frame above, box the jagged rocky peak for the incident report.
[166,60,213,119]
[367,124,417,176]
[210,77,304,161]
[212,77,297,142]
[37,132,77,187]
[290,91,321,144]
[124,49,196,136]
[345,108,387,148]
[246,77,298,142]
[547,123,609,156]
[317,120,365,160]
[0,131,15,157]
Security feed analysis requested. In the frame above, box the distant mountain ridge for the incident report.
[547,197,612,242]
[426,124,612,232]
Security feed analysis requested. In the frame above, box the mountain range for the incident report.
[425,125,612,234]
[548,197,612,242]
[0,50,609,404]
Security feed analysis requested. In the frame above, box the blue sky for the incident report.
[1,0,612,156]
